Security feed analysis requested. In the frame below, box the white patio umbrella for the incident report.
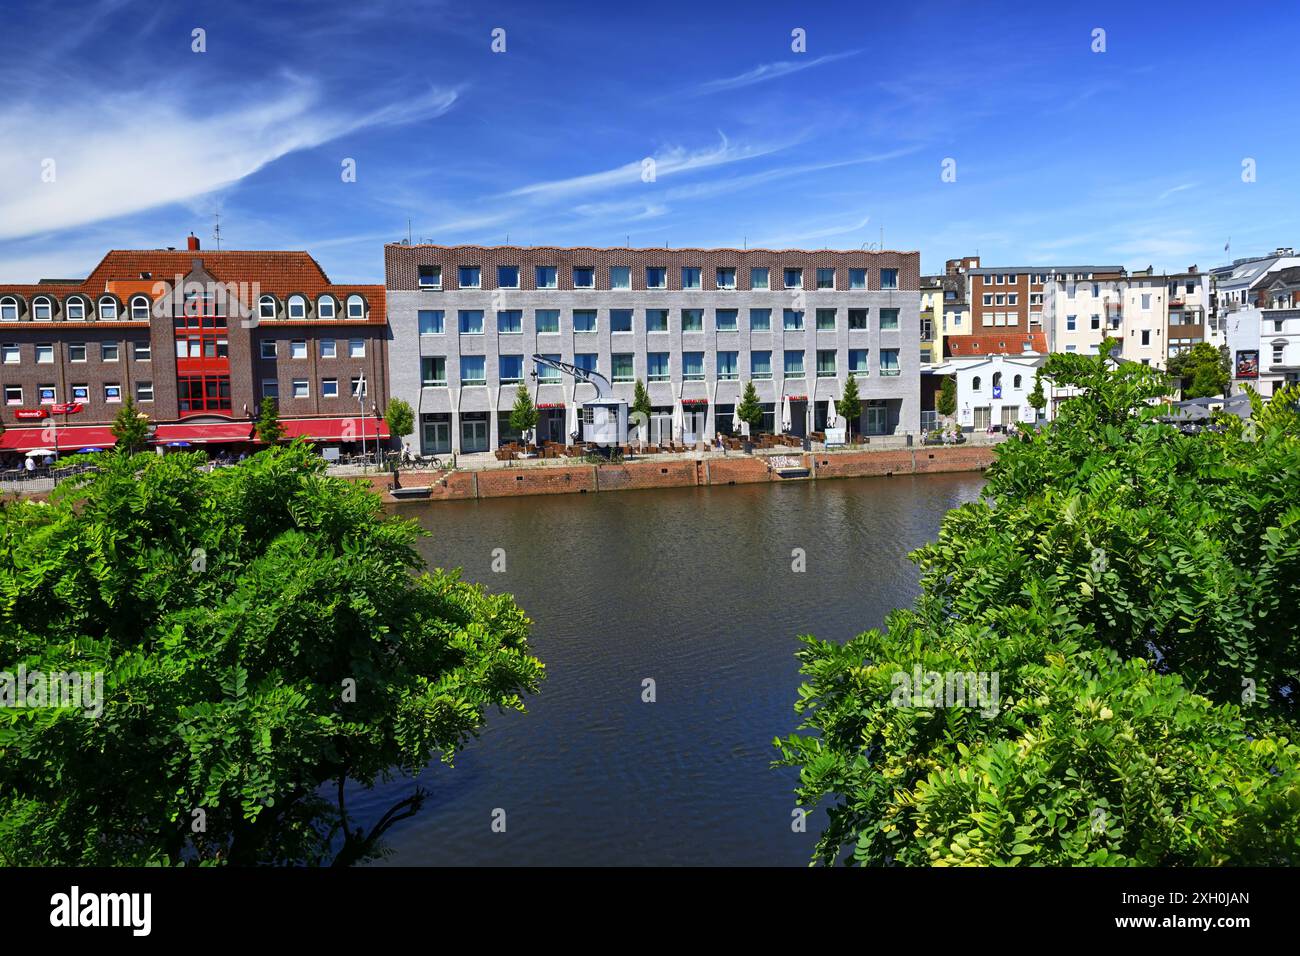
[672,400,684,441]
[826,397,838,428]
[781,395,793,433]
[25,448,57,457]
[731,404,741,432]
[568,404,579,443]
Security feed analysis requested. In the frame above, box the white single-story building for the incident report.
[931,354,1046,430]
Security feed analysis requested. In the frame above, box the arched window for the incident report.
[33,296,53,320]
[992,372,1002,388]
[346,294,365,319]
[98,296,118,320]
[972,376,982,392]
[129,295,150,320]
[258,295,277,321]
[317,296,336,319]
[287,295,307,319]
[0,296,18,321]
[1013,374,1023,389]
[65,297,86,321]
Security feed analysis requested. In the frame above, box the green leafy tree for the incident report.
[736,381,764,434]
[385,398,414,443]
[836,374,862,444]
[0,444,544,865]
[1168,341,1229,399]
[630,379,653,443]
[937,377,957,418]
[255,397,284,445]
[109,397,150,453]
[776,344,1300,866]
[508,385,539,442]
[1027,371,1046,416]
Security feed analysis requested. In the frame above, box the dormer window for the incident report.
[129,295,150,320]
[259,295,277,321]
[98,297,118,320]
[66,297,86,320]
[1,297,19,321]
[287,295,307,319]
[346,294,366,319]
[317,296,336,319]
[33,296,53,320]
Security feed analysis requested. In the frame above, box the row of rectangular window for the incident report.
[260,377,367,400]
[4,382,152,405]
[419,350,900,387]
[418,265,900,291]
[418,307,903,335]
[4,342,150,363]
[259,339,367,359]
[1,340,369,362]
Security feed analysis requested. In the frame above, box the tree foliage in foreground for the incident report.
[0,443,544,865]
[776,347,1300,865]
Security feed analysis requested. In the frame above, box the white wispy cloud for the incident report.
[691,51,860,96]
[753,213,874,248]
[0,79,459,242]
[1157,182,1197,201]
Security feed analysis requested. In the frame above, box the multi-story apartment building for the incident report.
[1210,247,1300,349]
[385,243,921,454]
[920,276,942,367]
[0,236,390,456]
[1226,266,1300,398]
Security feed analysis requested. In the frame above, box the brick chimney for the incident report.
[187,232,200,251]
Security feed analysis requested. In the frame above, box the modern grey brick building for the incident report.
[384,243,920,454]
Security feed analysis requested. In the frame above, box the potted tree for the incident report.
[736,381,763,454]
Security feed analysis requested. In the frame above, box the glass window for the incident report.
[130,296,150,320]
[880,349,900,375]
[99,298,118,320]
[784,350,805,377]
[458,266,481,288]
[36,344,54,363]
[751,350,772,379]
[816,309,836,331]
[421,356,447,386]
[535,266,558,289]
[497,265,519,288]
[784,267,803,289]
[610,266,631,289]
[816,349,837,377]
[33,298,53,320]
[751,267,770,290]
[646,309,669,333]
[716,309,738,331]
[500,355,524,383]
[646,267,667,289]
[103,384,122,403]
[72,383,90,401]
[350,376,367,398]
[716,268,736,289]
[682,352,705,381]
[573,310,597,333]
[290,340,307,360]
[783,309,805,331]
[880,269,899,290]
[848,349,869,374]
[66,298,85,320]
[346,295,366,319]
[849,269,867,290]
[0,298,17,321]
[647,352,670,382]
[292,379,310,399]
[681,309,703,332]
[573,267,595,289]
[879,308,899,331]
[348,339,365,359]
[681,267,702,290]
[750,308,771,331]
[261,340,278,360]
[317,297,336,319]
[536,354,562,382]
[497,310,522,333]
[101,342,119,362]
[612,353,634,382]
[3,386,21,405]
[610,309,633,332]
[816,268,835,290]
[848,308,868,330]
[419,265,442,289]
[458,310,484,334]
[535,309,560,333]
[1,344,19,363]
[418,310,444,335]
[38,385,57,403]
[460,356,486,385]
[320,339,336,359]
[717,351,739,380]
[322,378,339,398]
[287,295,307,319]
[574,353,598,373]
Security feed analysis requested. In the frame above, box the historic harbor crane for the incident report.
[529,354,629,448]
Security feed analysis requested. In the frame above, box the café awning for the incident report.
[0,425,118,452]
[279,417,390,442]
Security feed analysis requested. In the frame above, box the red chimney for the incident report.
[187,233,200,251]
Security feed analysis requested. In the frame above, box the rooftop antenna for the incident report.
[407,218,412,244]
[212,210,223,251]
[744,236,747,249]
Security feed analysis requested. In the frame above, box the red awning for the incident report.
[0,425,118,452]
[280,417,390,442]
[151,422,257,444]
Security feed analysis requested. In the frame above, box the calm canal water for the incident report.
[359,472,985,866]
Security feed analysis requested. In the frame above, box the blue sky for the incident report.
[1,0,1296,282]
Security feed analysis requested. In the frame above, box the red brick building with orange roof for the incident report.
[0,235,390,456]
